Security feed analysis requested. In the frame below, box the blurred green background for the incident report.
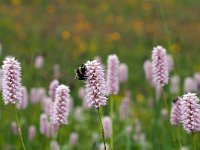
[0,0,200,149]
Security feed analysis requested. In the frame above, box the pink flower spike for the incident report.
[17,86,28,109]
[184,77,197,93]
[49,79,59,102]
[51,84,71,130]
[2,57,22,105]
[40,113,48,135]
[85,60,107,109]
[166,54,174,72]
[143,60,153,84]
[11,121,18,135]
[102,116,111,139]
[170,75,180,94]
[28,125,36,141]
[70,132,79,145]
[106,54,120,95]
[181,93,200,133]
[152,46,169,86]
[119,63,128,83]
[170,97,182,126]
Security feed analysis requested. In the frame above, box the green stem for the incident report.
[176,127,182,149]
[110,96,114,150]
[59,130,62,150]
[162,91,176,147]
[13,105,26,150]
[193,133,196,150]
[97,108,106,150]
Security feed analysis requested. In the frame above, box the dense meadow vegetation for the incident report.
[0,0,200,149]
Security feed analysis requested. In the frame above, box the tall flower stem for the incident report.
[13,105,26,150]
[176,127,182,149]
[59,129,62,150]
[162,91,176,146]
[110,96,114,150]
[97,108,106,150]
[193,133,196,150]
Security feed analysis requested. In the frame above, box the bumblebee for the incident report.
[75,64,87,80]
[173,97,179,103]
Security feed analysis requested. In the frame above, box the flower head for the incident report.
[40,113,49,135]
[166,54,174,72]
[28,125,36,141]
[120,96,130,120]
[70,132,79,145]
[84,60,107,109]
[170,97,182,126]
[51,84,71,130]
[184,77,197,93]
[35,55,44,69]
[194,73,200,90]
[49,79,59,102]
[106,54,120,95]
[103,116,111,139]
[143,60,153,84]
[17,86,28,109]
[170,75,180,94]
[181,93,200,133]
[2,57,22,104]
[152,46,169,86]
[119,63,128,83]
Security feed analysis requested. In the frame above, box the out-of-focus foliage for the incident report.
[0,0,200,149]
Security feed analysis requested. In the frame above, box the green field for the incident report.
[0,0,200,149]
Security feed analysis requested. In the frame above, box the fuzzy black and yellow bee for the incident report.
[173,97,179,103]
[75,64,87,80]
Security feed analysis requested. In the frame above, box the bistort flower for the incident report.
[49,79,59,102]
[170,97,182,126]
[51,84,71,130]
[85,60,107,109]
[2,57,22,104]
[106,54,120,95]
[152,46,168,86]
[181,93,200,133]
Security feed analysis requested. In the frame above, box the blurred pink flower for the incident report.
[194,73,200,90]
[40,113,48,135]
[143,60,153,85]
[166,54,174,72]
[54,64,60,79]
[11,121,18,135]
[106,54,120,95]
[152,46,168,86]
[35,55,44,69]
[103,116,111,139]
[119,96,130,120]
[51,85,71,130]
[184,77,197,93]
[2,57,22,104]
[30,88,39,103]
[119,63,128,83]
[170,75,180,94]
[28,125,36,141]
[70,132,79,145]
[170,97,182,126]
[17,86,28,109]
[49,79,59,102]
[161,108,168,120]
